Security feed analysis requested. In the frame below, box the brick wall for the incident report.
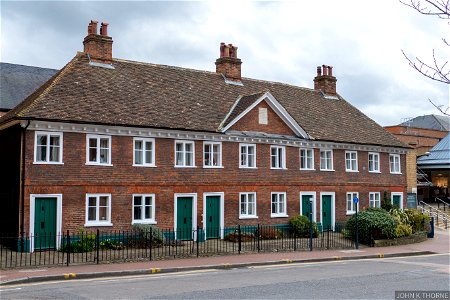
[21,130,407,232]
[229,101,296,135]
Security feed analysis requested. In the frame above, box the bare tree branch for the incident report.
[429,98,450,116]
[400,0,450,18]
[402,49,450,83]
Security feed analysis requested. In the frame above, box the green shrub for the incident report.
[381,191,394,211]
[346,208,397,245]
[131,224,164,247]
[390,208,410,226]
[99,239,124,250]
[395,224,413,238]
[60,230,96,253]
[404,209,431,233]
[289,215,319,238]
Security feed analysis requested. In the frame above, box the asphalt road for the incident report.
[1,253,449,299]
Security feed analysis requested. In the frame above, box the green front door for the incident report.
[34,198,57,250]
[392,195,401,208]
[301,195,313,219]
[177,197,193,240]
[206,196,220,239]
[321,195,332,231]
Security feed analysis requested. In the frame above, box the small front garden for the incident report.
[345,206,431,247]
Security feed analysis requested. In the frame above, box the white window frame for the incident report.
[300,148,315,170]
[368,152,380,173]
[203,141,223,168]
[389,154,401,174]
[239,143,257,168]
[133,137,156,167]
[239,192,257,219]
[86,134,112,166]
[345,151,358,172]
[369,192,381,208]
[34,131,63,164]
[132,194,156,224]
[174,140,196,167]
[270,145,286,169]
[346,192,359,215]
[319,149,333,171]
[85,194,112,227]
[271,192,288,218]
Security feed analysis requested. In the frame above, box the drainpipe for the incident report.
[19,120,30,238]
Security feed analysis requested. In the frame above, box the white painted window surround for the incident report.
[85,194,112,227]
[34,131,63,164]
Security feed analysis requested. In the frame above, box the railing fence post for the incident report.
[196,226,200,257]
[238,225,241,254]
[67,230,70,266]
[149,227,153,261]
[257,224,260,253]
[96,229,100,264]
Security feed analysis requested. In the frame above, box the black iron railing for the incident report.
[1,223,354,269]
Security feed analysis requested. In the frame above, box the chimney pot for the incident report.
[100,22,109,36]
[90,20,98,35]
[328,66,333,76]
[322,65,328,76]
[316,66,322,76]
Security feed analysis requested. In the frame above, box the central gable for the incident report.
[219,91,309,139]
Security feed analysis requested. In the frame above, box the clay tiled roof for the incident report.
[1,53,406,148]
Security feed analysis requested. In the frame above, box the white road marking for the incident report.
[0,287,22,292]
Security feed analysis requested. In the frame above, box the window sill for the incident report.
[84,222,113,227]
[239,166,257,169]
[390,172,402,175]
[239,216,258,220]
[33,161,64,165]
[271,214,288,218]
[345,170,359,173]
[133,164,157,168]
[132,220,157,225]
[270,168,287,170]
[203,166,224,169]
[85,163,113,167]
[174,165,197,168]
[346,211,357,216]
[369,171,381,173]
[320,169,334,172]
[300,168,315,171]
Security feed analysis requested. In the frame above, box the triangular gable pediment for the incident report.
[219,91,309,139]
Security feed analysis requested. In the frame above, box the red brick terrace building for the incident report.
[0,21,408,250]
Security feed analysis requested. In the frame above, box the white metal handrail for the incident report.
[418,203,448,230]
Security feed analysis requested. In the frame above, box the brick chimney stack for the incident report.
[314,65,337,96]
[83,20,113,64]
[215,42,242,82]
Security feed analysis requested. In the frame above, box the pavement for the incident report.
[1,229,448,286]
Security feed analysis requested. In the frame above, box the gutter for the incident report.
[19,120,30,237]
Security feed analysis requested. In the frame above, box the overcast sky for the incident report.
[1,0,448,126]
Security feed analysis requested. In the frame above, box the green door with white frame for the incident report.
[34,197,57,250]
[392,194,401,208]
[301,195,313,220]
[206,196,220,239]
[177,197,193,240]
[321,195,332,231]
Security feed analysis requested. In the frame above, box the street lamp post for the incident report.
[353,196,359,250]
